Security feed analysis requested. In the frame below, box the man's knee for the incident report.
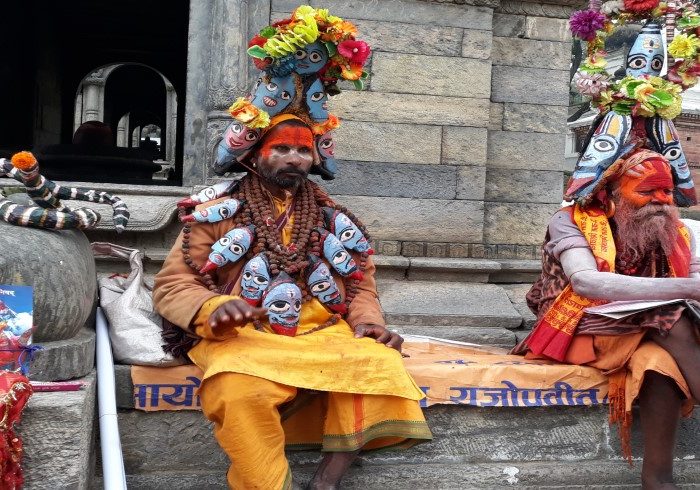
[200,372,296,410]
[652,314,698,349]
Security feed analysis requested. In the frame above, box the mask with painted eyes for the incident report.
[315,131,338,179]
[322,207,373,254]
[201,225,255,273]
[177,180,238,207]
[315,227,363,280]
[180,198,245,224]
[214,122,261,173]
[250,76,297,117]
[262,272,302,336]
[646,117,698,206]
[626,22,664,78]
[240,253,271,305]
[305,78,328,122]
[294,41,329,75]
[565,111,632,200]
[304,255,346,314]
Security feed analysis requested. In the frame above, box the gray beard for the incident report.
[257,166,307,189]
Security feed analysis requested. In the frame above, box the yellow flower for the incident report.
[635,101,656,118]
[314,8,341,25]
[586,55,608,70]
[293,5,316,19]
[228,98,259,123]
[657,98,682,119]
[249,111,271,129]
[669,34,699,59]
[598,90,614,107]
[633,82,655,101]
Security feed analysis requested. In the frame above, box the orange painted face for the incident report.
[253,121,315,188]
[257,123,314,160]
[618,157,674,208]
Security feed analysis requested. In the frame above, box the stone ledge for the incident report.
[30,327,96,381]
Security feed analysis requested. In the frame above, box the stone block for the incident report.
[487,131,566,171]
[490,258,542,284]
[29,328,96,381]
[442,127,488,166]
[503,103,568,133]
[21,373,96,489]
[334,121,442,164]
[334,196,484,242]
[407,257,500,283]
[373,254,409,280]
[501,283,539,329]
[374,240,401,256]
[525,16,571,42]
[493,13,526,38]
[425,243,449,258]
[316,162,457,199]
[456,166,487,200]
[492,37,570,70]
[402,242,426,257]
[491,66,569,106]
[391,325,517,348]
[497,244,517,258]
[485,168,563,204]
[372,53,491,99]
[471,243,497,259]
[353,18,464,56]
[448,243,470,258]
[461,29,492,59]
[329,91,491,128]
[377,281,521,328]
[484,202,560,245]
[489,102,504,131]
[272,0,493,29]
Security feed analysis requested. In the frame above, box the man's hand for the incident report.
[354,324,404,352]
[209,299,267,332]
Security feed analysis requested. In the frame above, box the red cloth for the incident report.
[0,372,32,490]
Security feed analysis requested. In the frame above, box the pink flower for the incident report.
[574,71,610,97]
[569,9,607,41]
[337,40,371,65]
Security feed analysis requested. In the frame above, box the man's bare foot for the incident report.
[307,450,359,490]
[641,476,679,490]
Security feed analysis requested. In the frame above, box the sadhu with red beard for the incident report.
[515,149,700,489]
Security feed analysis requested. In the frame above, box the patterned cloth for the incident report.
[0,371,32,490]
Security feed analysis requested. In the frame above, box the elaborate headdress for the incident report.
[566,0,698,206]
[212,5,371,180]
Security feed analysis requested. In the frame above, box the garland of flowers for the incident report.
[570,0,700,119]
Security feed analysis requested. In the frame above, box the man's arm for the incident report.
[560,247,700,301]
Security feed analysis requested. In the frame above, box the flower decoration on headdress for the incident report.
[228,98,271,129]
[570,9,608,41]
[623,0,659,13]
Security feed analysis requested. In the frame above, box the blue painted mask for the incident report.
[322,207,372,254]
[262,272,302,336]
[646,117,698,206]
[294,41,329,75]
[565,111,632,200]
[181,198,244,224]
[240,254,271,305]
[305,255,346,314]
[316,227,363,280]
[316,131,338,179]
[214,122,261,173]
[626,22,664,78]
[251,76,296,117]
[201,225,255,273]
[305,78,328,122]
[178,180,238,207]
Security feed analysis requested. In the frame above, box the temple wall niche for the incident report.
[183,0,580,258]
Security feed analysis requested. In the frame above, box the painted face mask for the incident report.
[240,254,271,305]
[626,22,664,78]
[294,41,329,75]
[262,272,302,336]
[305,255,346,314]
[315,227,363,280]
[305,78,328,122]
[322,207,372,254]
[201,225,255,273]
[316,131,338,179]
[177,180,238,208]
[645,117,697,207]
[214,122,261,173]
[251,76,297,117]
[180,198,244,224]
[565,111,632,200]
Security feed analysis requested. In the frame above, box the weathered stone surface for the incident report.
[487,131,566,171]
[503,103,568,133]
[448,243,471,258]
[354,18,464,56]
[492,66,569,105]
[525,15,572,42]
[486,168,563,204]
[0,215,97,342]
[456,166,487,200]
[29,327,96,381]
[272,0,493,29]
[334,121,442,164]
[377,280,521,327]
[393,326,517,348]
[329,91,491,127]
[402,241,426,257]
[374,255,410,280]
[425,242,449,258]
[333,196,484,242]
[501,283,538,329]
[490,259,542,284]
[461,29,492,59]
[21,372,96,489]
[314,162,457,199]
[372,53,491,99]
[442,126,489,166]
[493,13,526,38]
[492,37,571,70]
[489,102,504,130]
[374,240,401,256]
[485,202,560,245]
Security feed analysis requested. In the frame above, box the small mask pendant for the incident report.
[305,255,347,314]
[262,272,302,336]
[239,253,271,306]
[315,227,363,280]
[322,207,373,254]
[200,225,255,274]
[180,198,245,223]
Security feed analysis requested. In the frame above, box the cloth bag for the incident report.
[92,242,184,366]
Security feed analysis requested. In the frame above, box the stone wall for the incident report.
[183,0,580,258]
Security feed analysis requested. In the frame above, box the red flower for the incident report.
[248,35,271,70]
[623,0,659,13]
[337,40,371,65]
